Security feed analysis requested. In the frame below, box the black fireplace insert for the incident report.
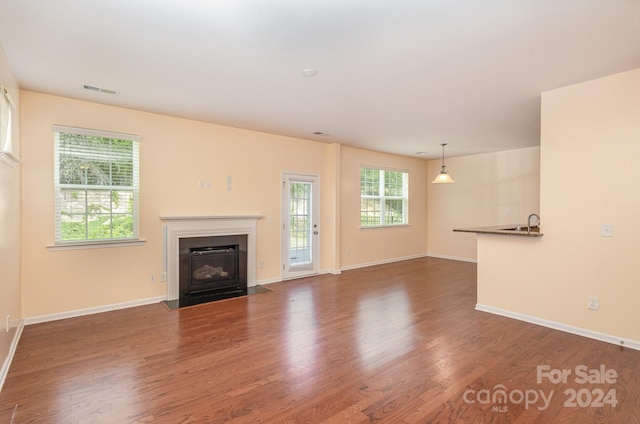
[179,235,248,306]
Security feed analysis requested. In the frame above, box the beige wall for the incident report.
[15,86,545,320]
[20,91,344,317]
[20,92,435,317]
[0,42,21,380]
[339,146,428,268]
[478,68,640,342]
[322,143,341,272]
[427,147,540,261]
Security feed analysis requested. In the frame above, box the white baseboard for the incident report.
[256,277,282,286]
[426,253,477,263]
[24,296,166,326]
[476,304,640,351]
[340,253,429,271]
[0,319,24,394]
[257,269,341,286]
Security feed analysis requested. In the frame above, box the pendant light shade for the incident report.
[432,143,455,183]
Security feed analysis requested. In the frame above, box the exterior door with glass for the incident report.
[282,173,319,280]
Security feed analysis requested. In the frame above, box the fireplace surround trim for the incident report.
[160,215,262,301]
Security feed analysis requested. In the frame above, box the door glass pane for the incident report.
[289,181,312,266]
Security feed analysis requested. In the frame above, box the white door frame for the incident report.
[281,172,320,280]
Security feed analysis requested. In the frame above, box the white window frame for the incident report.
[0,84,18,166]
[51,125,142,249]
[360,166,409,228]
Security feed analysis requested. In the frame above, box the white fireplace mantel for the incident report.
[160,215,262,301]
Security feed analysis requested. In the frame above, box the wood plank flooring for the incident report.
[1,257,640,423]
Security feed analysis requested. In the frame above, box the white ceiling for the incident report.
[1,0,639,159]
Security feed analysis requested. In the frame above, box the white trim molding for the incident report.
[0,320,24,393]
[426,253,477,263]
[257,268,342,286]
[47,239,146,251]
[0,151,20,166]
[257,276,282,286]
[341,253,429,271]
[160,215,262,301]
[24,296,165,326]
[476,304,640,351]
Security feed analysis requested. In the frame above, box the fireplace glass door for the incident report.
[189,246,239,292]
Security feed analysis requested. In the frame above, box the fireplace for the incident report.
[161,215,261,308]
[179,235,247,306]
[190,247,238,289]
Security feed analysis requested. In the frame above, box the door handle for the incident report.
[313,231,318,235]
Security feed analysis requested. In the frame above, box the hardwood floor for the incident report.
[1,257,639,423]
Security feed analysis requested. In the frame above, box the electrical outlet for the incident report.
[259,261,265,268]
[601,224,613,237]
[159,272,167,282]
[588,296,599,310]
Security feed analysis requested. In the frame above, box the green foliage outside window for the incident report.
[60,189,135,240]
[360,167,407,226]
[289,181,312,264]
[55,130,138,243]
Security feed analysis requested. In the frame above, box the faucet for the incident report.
[528,213,540,232]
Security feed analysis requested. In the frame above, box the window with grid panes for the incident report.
[360,167,408,227]
[53,125,140,244]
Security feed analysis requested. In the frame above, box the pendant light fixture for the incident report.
[432,143,455,183]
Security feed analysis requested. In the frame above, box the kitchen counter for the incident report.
[453,225,543,237]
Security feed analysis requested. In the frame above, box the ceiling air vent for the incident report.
[83,84,117,95]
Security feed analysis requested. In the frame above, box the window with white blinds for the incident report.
[0,85,16,163]
[53,125,140,244]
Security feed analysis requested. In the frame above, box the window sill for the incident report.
[0,151,20,167]
[47,239,146,251]
[360,224,410,230]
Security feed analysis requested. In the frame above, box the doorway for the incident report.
[282,173,319,280]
